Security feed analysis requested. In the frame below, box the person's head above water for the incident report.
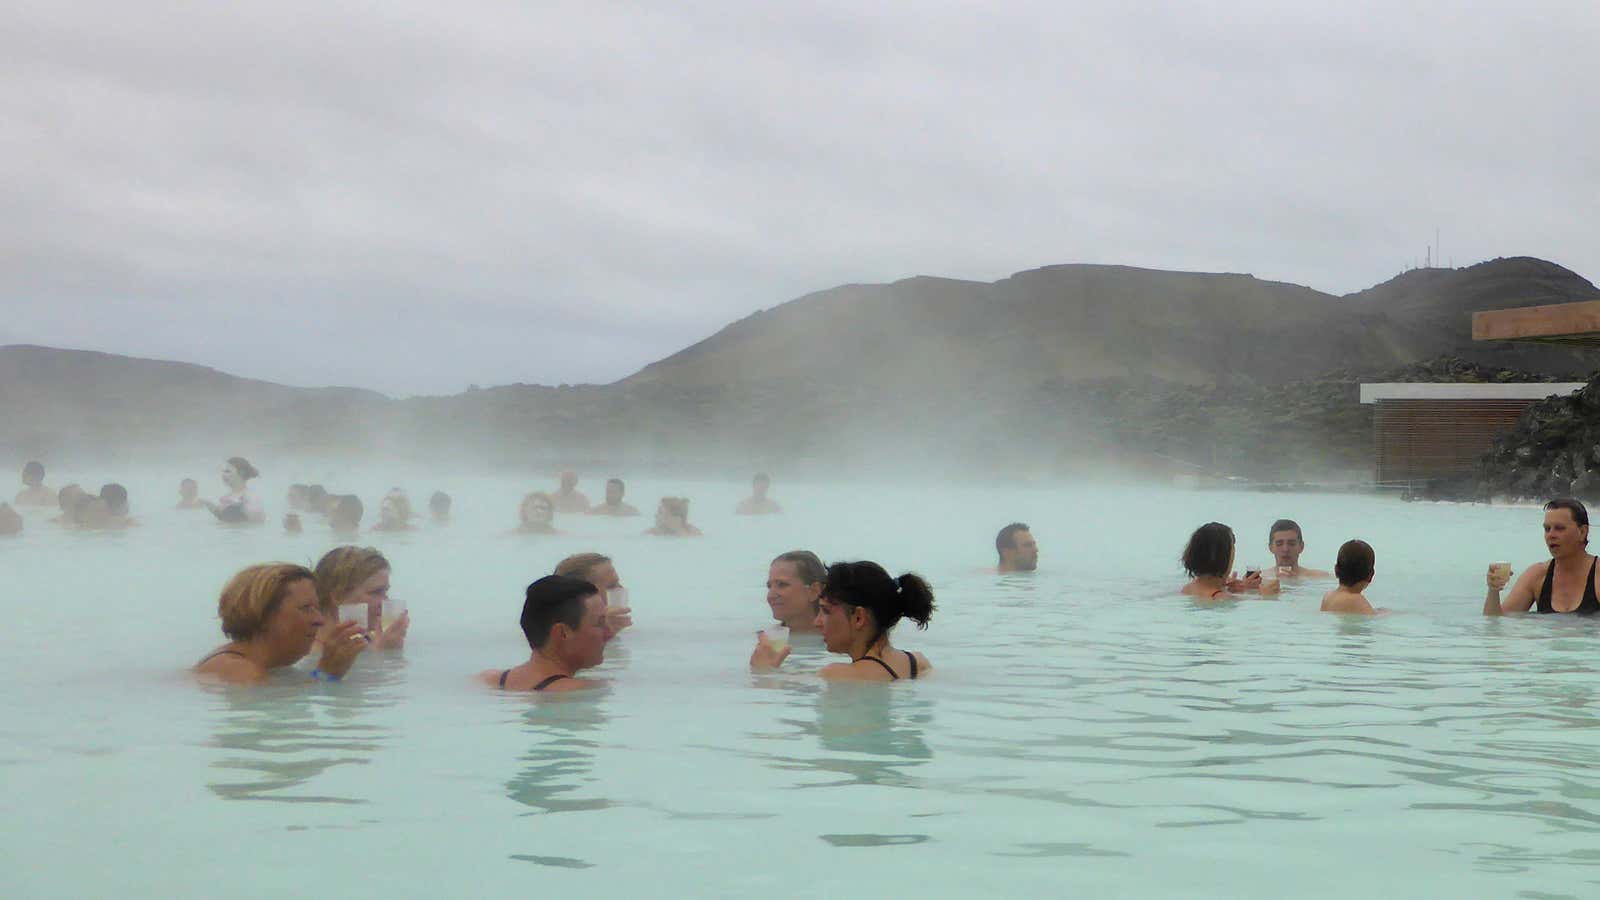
[520,492,555,528]
[995,522,1038,572]
[559,470,579,492]
[1268,519,1306,568]
[1543,497,1590,558]
[555,552,619,592]
[655,496,691,530]
[1335,540,1375,588]
[816,560,935,654]
[519,575,608,669]
[314,546,391,616]
[306,484,329,513]
[429,491,451,521]
[379,491,412,528]
[1183,522,1235,579]
[768,550,826,628]
[217,562,320,650]
[752,473,771,498]
[56,483,85,514]
[21,461,45,487]
[605,478,625,505]
[179,478,198,501]
[98,483,129,517]
[330,494,364,531]
[222,457,259,492]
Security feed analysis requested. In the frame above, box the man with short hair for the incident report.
[1268,519,1329,578]
[735,473,782,515]
[996,522,1039,573]
[590,478,639,516]
[555,552,632,636]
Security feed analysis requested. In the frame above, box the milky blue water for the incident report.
[5,469,1600,898]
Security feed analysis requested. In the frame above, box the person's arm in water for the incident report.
[1484,563,1535,615]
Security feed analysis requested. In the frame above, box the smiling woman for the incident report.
[193,562,368,684]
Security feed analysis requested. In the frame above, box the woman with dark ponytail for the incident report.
[751,560,933,681]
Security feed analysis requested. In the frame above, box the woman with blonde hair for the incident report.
[515,492,559,535]
[194,563,367,684]
[646,497,701,536]
[313,546,410,652]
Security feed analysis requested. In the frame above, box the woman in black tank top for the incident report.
[750,560,935,682]
[1485,499,1599,615]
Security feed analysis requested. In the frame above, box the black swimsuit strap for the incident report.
[857,655,899,680]
[533,674,569,692]
[498,669,510,689]
[906,651,918,680]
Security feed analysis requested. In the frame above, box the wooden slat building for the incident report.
[1359,383,1584,486]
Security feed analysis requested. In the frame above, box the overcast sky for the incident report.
[4,1,1597,395]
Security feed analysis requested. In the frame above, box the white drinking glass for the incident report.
[763,625,790,653]
[607,586,630,609]
[382,597,406,630]
[337,603,372,632]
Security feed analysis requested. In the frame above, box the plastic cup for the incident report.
[607,586,629,609]
[1491,562,1512,581]
[763,625,790,653]
[382,597,406,630]
[338,603,372,632]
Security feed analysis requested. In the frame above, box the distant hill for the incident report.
[4,256,1596,477]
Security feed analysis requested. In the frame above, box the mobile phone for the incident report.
[1245,569,1260,579]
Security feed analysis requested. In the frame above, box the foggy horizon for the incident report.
[6,1,1598,395]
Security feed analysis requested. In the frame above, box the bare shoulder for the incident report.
[475,669,503,688]
[193,653,265,684]
[912,652,932,674]
[543,676,601,693]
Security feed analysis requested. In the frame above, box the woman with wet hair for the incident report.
[313,545,409,653]
[751,560,933,681]
[193,563,367,684]
[329,494,364,536]
[1180,522,1270,600]
[204,456,265,524]
[51,484,87,526]
[646,497,701,536]
[765,550,826,633]
[515,492,559,535]
[15,461,53,506]
[371,490,417,533]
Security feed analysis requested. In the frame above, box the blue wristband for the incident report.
[310,668,341,683]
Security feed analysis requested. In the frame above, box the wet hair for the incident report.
[520,492,554,523]
[659,497,690,521]
[22,461,44,486]
[226,457,259,481]
[520,575,598,650]
[313,546,390,615]
[605,478,624,491]
[331,494,364,528]
[306,485,329,511]
[217,563,316,641]
[995,522,1030,562]
[57,483,84,512]
[1268,519,1303,544]
[429,491,451,515]
[1182,523,1235,578]
[180,478,198,491]
[1545,498,1590,529]
[381,491,413,522]
[1335,540,1375,587]
[555,552,611,584]
[98,483,129,516]
[822,560,935,647]
[772,550,827,586]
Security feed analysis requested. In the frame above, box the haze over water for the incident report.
[5,467,1598,897]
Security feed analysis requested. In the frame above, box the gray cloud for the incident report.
[4,0,1597,394]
